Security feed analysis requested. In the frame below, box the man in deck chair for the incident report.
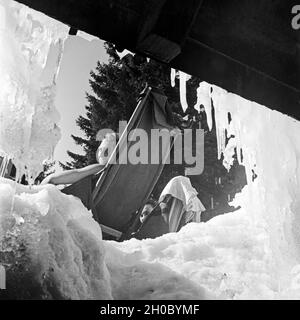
[43,161,205,236]
[41,135,205,232]
[41,87,196,240]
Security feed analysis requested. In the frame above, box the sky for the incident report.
[53,34,109,165]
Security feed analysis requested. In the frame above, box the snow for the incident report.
[2,175,300,299]
[2,0,300,300]
[105,207,273,299]
[0,177,112,299]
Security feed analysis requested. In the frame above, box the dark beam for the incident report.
[171,37,300,119]
[190,0,300,91]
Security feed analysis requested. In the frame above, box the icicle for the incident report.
[170,68,176,87]
[195,82,213,130]
[179,71,191,112]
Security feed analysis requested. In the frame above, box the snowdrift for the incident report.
[2,177,300,300]
[0,178,208,300]
[0,178,112,299]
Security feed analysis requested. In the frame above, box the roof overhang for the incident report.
[15,0,300,120]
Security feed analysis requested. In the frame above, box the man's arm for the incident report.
[41,163,105,185]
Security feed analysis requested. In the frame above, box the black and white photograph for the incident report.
[0,0,300,307]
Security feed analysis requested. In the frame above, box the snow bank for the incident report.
[208,85,300,276]
[106,241,207,300]
[0,177,208,300]
[0,178,112,299]
[2,173,300,299]
[105,202,273,299]
[105,196,300,299]
[0,0,68,182]
[190,82,300,298]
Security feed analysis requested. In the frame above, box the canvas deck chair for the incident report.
[62,87,179,240]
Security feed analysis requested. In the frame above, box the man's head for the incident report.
[96,132,118,165]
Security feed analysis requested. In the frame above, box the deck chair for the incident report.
[62,87,179,240]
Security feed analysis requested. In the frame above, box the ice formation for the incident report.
[0,0,68,182]
[178,71,191,112]
[170,68,176,88]
[194,82,213,130]
[195,82,300,296]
